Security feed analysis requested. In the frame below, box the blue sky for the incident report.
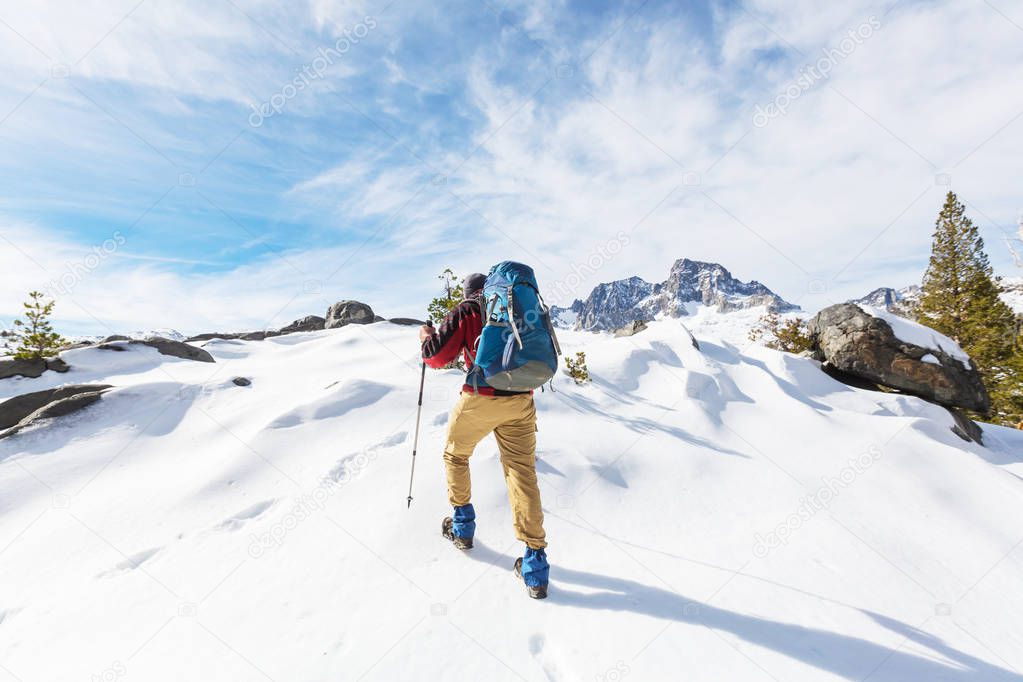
[1,0,1022,335]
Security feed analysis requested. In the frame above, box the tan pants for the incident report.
[443,392,546,549]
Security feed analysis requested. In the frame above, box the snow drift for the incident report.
[0,321,1021,681]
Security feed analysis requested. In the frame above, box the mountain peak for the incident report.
[553,258,798,331]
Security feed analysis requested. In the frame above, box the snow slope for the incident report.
[1001,277,1023,315]
[1,322,1022,681]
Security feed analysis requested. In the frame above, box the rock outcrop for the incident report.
[325,301,375,329]
[98,338,214,363]
[1,384,113,431]
[0,356,70,380]
[279,315,325,334]
[0,385,112,439]
[809,303,989,413]
[613,320,649,338]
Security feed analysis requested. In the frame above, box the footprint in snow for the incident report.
[97,547,161,578]
[528,634,562,681]
[268,380,392,429]
[373,431,408,449]
[216,499,276,532]
[325,432,408,483]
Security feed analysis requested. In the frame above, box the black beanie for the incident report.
[462,273,486,300]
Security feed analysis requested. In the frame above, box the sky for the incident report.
[1,0,1022,336]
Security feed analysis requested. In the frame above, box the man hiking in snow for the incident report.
[419,272,550,599]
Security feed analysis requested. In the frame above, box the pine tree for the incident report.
[916,192,1021,424]
[427,268,463,324]
[13,291,65,360]
[749,311,813,354]
[426,268,466,370]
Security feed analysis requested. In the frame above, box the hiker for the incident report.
[419,272,550,599]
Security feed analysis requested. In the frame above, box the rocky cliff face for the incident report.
[552,258,798,331]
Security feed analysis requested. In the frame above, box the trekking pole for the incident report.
[407,318,432,508]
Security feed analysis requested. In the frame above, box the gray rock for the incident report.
[186,332,246,342]
[613,320,649,338]
[0,387,110,440]
[325,301,375,329]
[0,358,47,380]
[140,338,215,362]
[0,384,113,430]
[0,355,71,382]
[947,407,983,444]
[186,329,281,342]
[46,357,70,373]
[232,377,252,387]
[808,303,990,412]
[98,338,214,363]
[279,315,325,334]
[388,318,427,326]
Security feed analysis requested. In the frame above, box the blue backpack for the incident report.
[470,261,562,392]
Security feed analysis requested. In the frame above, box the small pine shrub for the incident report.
[749,311,813,354]
[12,291,65,360]
[427,268,466,371]
[565,351,590,384]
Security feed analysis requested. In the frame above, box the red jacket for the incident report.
[422,300,526,396]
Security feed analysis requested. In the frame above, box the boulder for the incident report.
[46,357,70,373]
[98,338,214,363]
[279,315,325,334]
[0,386,111,440]
[808,303,989,412]
[613,320,649,338]
[232,377,252,387]
[0,356,69,380]
[388,318,427,327]
[325,301,375,329]
[0,384,113,430]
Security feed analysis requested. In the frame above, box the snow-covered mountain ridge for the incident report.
[1,320,1021,680]
[1001,277,1023,314]
[552,258,798,331]
[854,279,1023,317]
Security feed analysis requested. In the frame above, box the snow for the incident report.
[1,321,1022,680]
[860,305,972,366]
[1000,277,1023,315]
[921,353,940,365]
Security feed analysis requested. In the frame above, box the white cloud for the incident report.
[2,0,1022,335]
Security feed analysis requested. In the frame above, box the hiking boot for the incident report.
[442,517,473,550]
[514,557,548,599]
